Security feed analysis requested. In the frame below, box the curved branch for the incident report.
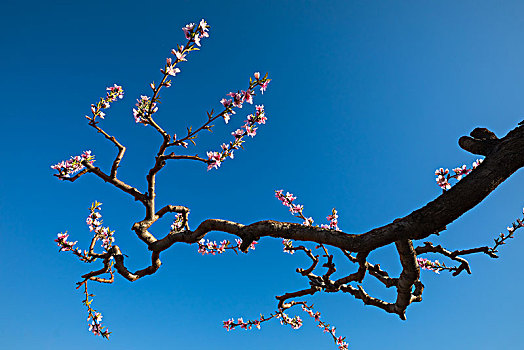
[112,245,162,282]
[88,121,127,178]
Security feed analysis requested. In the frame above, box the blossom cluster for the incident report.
[87,84,124,121]
[55,231,90,262]
[198,239,228,255]
[54,232,78,252]
[86,201,115,251]
[282,239,295,254]
[88,312,109,337]
[196,238,257,255]
[133,95,158,125]
[277,312,303,329]
[321,209,340,230]
[218,72,270,121]
[170,213,185,232]
[51,150,95,178]
[275,190,307,218]
[254,71,271,94]
[435,158,483,190]
[417,257,443,274]
[182,19,209,47]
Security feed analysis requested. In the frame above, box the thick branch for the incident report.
[458,127,499,156]
[392,240,419,319]
[150,124,524,254]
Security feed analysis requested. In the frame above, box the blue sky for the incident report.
[1,1,524,349]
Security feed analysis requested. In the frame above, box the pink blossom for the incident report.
[51,151,95,178]
[473,158,484,169]
[436,175,451,190]
[435,168,449,176]
[417,257,441,274]
[303,217,314,226]
[182,23,195,39]
[172,49,187,61]
[206,151,222,171]
[166,65,180,77]
[89,321,101,335]
[259,79,270,94]
[105,84,124,102]
[194,35,201,47]
[290,204,303,214]
[223,318,235,331]
[452,164,471,180]
[291,316,303,329]
[326,209,339,230]
[254,72,260,80]
[220,98,233,109]
[198,19,209,39]
[199,19,208,32]
[243,90,254,104]
[227,92,244,108]
[244,125,257,137]
[171,213,184,232]
[231,129,243,139]
[257,114,267,124]
[282,239,295,254]
[285,192,296,202]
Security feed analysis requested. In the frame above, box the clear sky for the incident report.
[1,1,523,349]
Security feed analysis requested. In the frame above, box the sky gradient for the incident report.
[1,1,523,349]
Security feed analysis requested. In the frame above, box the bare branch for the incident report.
[88,121,127,178]
[83,162,146,203]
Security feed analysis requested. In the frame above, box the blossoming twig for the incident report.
[196,238,257,255]
[51,150,95,179]
[434,158,483,191]
[78,281,111,339]
[224,302,348,350]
